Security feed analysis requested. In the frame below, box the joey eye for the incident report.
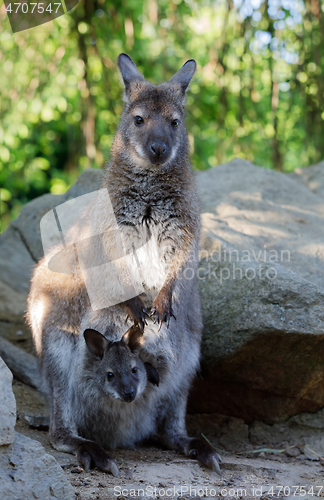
[132,367,138,374]
[134,116,144,126]
[107,372,114,381]
[171,119,179,128]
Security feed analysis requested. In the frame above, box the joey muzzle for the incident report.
[122,388,136,402]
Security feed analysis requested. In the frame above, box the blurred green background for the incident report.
[0,0,323,231]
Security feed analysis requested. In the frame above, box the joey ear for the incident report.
[117,53,145,94]
[144,362,160,387]
[122,325,144,353]
[84,329,109,360]
[169,59,197,95]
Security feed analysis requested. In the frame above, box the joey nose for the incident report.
[123,389,135,402]
[150,141,167,159]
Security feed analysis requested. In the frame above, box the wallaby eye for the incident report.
[134,116,144,126]
[107,372,114,381]
[132,367,138,374]
[171,119,179,128]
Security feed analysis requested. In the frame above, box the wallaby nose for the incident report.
[123,388,135,402]
[150,141,167,159]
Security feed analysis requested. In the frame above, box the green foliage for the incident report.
[0,0,324,231]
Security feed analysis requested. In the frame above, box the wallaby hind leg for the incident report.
[47,374,119,476]
[158,391,222,475]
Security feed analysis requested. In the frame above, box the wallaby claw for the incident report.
[77,441,119,476]
[188,438,222,476]
[210,456,222,476]
[151,302,175,331]
[143,308,150,319]
[125,297,147,332]
[170,309,176,321]
[134,309,147,331]
[79,450,92,472]
[106,460,119,477]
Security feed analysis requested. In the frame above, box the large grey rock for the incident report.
[188,160,324,422]
[291,161,324,198]
[0,227,35,322]
[0,169,102,324]
[10,168,103,262]
[0,357,16,445]
[0,338,41,389]
[0,433,75,499]
[196,159,324,290]
[0,357,73,498]
[189,255,324,422]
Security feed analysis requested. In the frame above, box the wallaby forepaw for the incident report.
[151,291,175,331]
[125,296,148,332]
[188,439,222,476]
[77,441,119,476]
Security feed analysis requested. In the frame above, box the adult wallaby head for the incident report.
[115,53,196,169]
[84,325,159,403]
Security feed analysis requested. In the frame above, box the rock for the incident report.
[249,408,324,461]
[0,432,75,499]
[284,446,301,458]
[289,406,324,429]
[0,280,28,324]
[0,357,16,445]
[196,159,324,290]
[189,254,324,422]
[10,168,103,262]
[186,159,324,423]
[186,413,251,452]
[291,161,324,198]
[0,227,35,323]
[0,357,74,498]
[22,414,49,431]
[0,337,41,390]
[0,169,102,326]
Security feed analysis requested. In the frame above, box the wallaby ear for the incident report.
[169,59,197,95]
[84,329,109,360]
[144,362,160,387]
[122,325,144,353]
[117,53,145,94]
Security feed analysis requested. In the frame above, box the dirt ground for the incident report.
[12,380,324,500]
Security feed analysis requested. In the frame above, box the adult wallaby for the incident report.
[27,54,221,475]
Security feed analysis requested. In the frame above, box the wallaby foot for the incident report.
[124,296,148,331]
[50,427,119,476]
[187,438,222,475]
[151,288,176,331]
[161,434,222,475]
[77,440,119,476]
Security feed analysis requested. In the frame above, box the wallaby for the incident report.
[111,54,202,332]
[27,54,221,475]
[47,326,159,476]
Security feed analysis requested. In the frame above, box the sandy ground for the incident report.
[12,380,324,500]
